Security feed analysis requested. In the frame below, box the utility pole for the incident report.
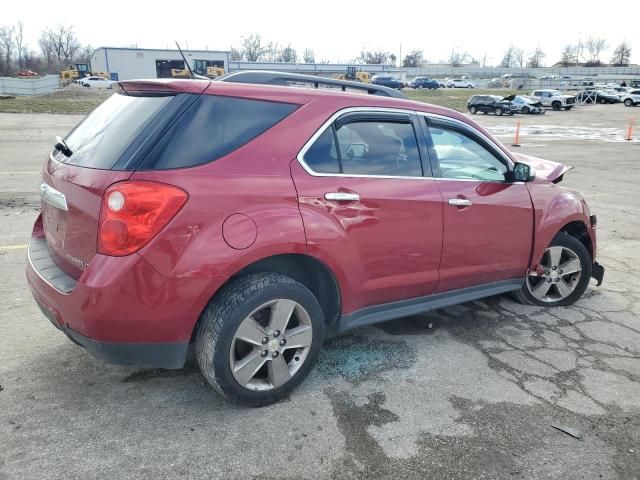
[399,43,402,79]
[576,33,581,67]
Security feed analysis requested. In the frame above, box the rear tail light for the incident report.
[98,180,188,256]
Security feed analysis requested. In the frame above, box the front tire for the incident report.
[564,106,573,110]
[196,273,325,406]
[495,107,503,116]
[522,106,530,114]
[552,101,561,111]
[624,99,633,107]
[469,106,477,114]
[514,233,592,307]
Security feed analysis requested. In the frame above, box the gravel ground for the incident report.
[0,103,639,479]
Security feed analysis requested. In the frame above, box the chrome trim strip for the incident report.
[297,107,431,180]
[296,106,516,179]
[39,181,68,211]
[418,111,516,169]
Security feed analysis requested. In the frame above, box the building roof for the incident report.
[94,46,230,54]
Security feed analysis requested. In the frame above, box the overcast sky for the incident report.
[5,0,639,66]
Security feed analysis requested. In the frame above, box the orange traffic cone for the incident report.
[625,118,634,141]
[512,120,521,147]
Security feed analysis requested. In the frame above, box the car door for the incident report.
[290,109,444,314]
[420,115,534,292]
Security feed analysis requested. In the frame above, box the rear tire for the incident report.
[196,273,325,406]
[522,106,530,114]
[624,99,633,107]
[564,106,573,110]
[513,233,592,307]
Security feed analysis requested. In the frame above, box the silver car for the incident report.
[508,95,545,114]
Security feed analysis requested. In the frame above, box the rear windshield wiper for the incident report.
[55,136,73,157]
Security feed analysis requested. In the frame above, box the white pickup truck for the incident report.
[531,89,576,111]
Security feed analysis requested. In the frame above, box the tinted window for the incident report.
[336,121,422,176]
[303,119,423,177]
[61,93,172,169]
[146,95,298,170]
[303,128,340,173]
[428,125,507,182]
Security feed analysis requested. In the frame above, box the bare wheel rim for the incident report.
[229,299,313,391]
[526,246,583,302]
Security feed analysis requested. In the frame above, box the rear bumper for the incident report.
[36,297,187,368]
[26,232,223,369]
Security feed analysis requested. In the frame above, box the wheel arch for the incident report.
[192,253,341,341]
[558,220,593,258]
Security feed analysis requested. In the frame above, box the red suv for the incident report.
[27,72,604,405]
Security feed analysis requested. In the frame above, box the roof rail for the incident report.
[216,70,407,99]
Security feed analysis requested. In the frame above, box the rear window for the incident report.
[60,93,172,169]
[142,95,298,170]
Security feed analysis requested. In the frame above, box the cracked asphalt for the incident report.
[1,104,639,479]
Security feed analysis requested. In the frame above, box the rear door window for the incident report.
[143,95,298,170]
[302,116,423,177]
[60,93,173,169]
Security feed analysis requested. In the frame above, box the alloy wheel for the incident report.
[526,246,583,302]
[229,299,313,391]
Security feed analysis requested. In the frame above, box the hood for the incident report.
[510,152,572,183]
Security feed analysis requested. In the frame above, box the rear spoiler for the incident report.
[116,79,210,96]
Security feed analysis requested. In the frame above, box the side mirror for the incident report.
[512,162,536,182]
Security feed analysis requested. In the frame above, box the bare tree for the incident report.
[402,50,424,67]
[281,45,297,63]
[0,25,14,75]
[583,37,607,65]
[448,49,468,67]
[358,49,391,64]
[527,48,546,68]
[15,21,24,70]
[41,24,81,69]
[229,46,243,61]
[241,34,270,62]
[610,41,631,66]
[559,44,577,67]
[514,48,525,68]
[499,46,519,68]
[302,48,315,63]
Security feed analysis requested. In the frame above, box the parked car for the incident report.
[575,90,619,104]
[437,79,448,88]
[410,77,439,89]
[27,73,604,405]
[531,89,576,110]
[371,75,404,89]
[467,95,514,116]
[622,89,640,107]
[447,79,475,88]
[80,76,114,89]
[17,70,39,77]
[631,80,640,88]
[509,95,545,114]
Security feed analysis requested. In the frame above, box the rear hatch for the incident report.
[40,89,181,279]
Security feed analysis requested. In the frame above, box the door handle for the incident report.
[448,198,472,207]
[324,192,360,202]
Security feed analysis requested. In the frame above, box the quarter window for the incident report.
[428,125,507,182]
[303,119,423,177]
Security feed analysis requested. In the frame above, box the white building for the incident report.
[90,47,230,81]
